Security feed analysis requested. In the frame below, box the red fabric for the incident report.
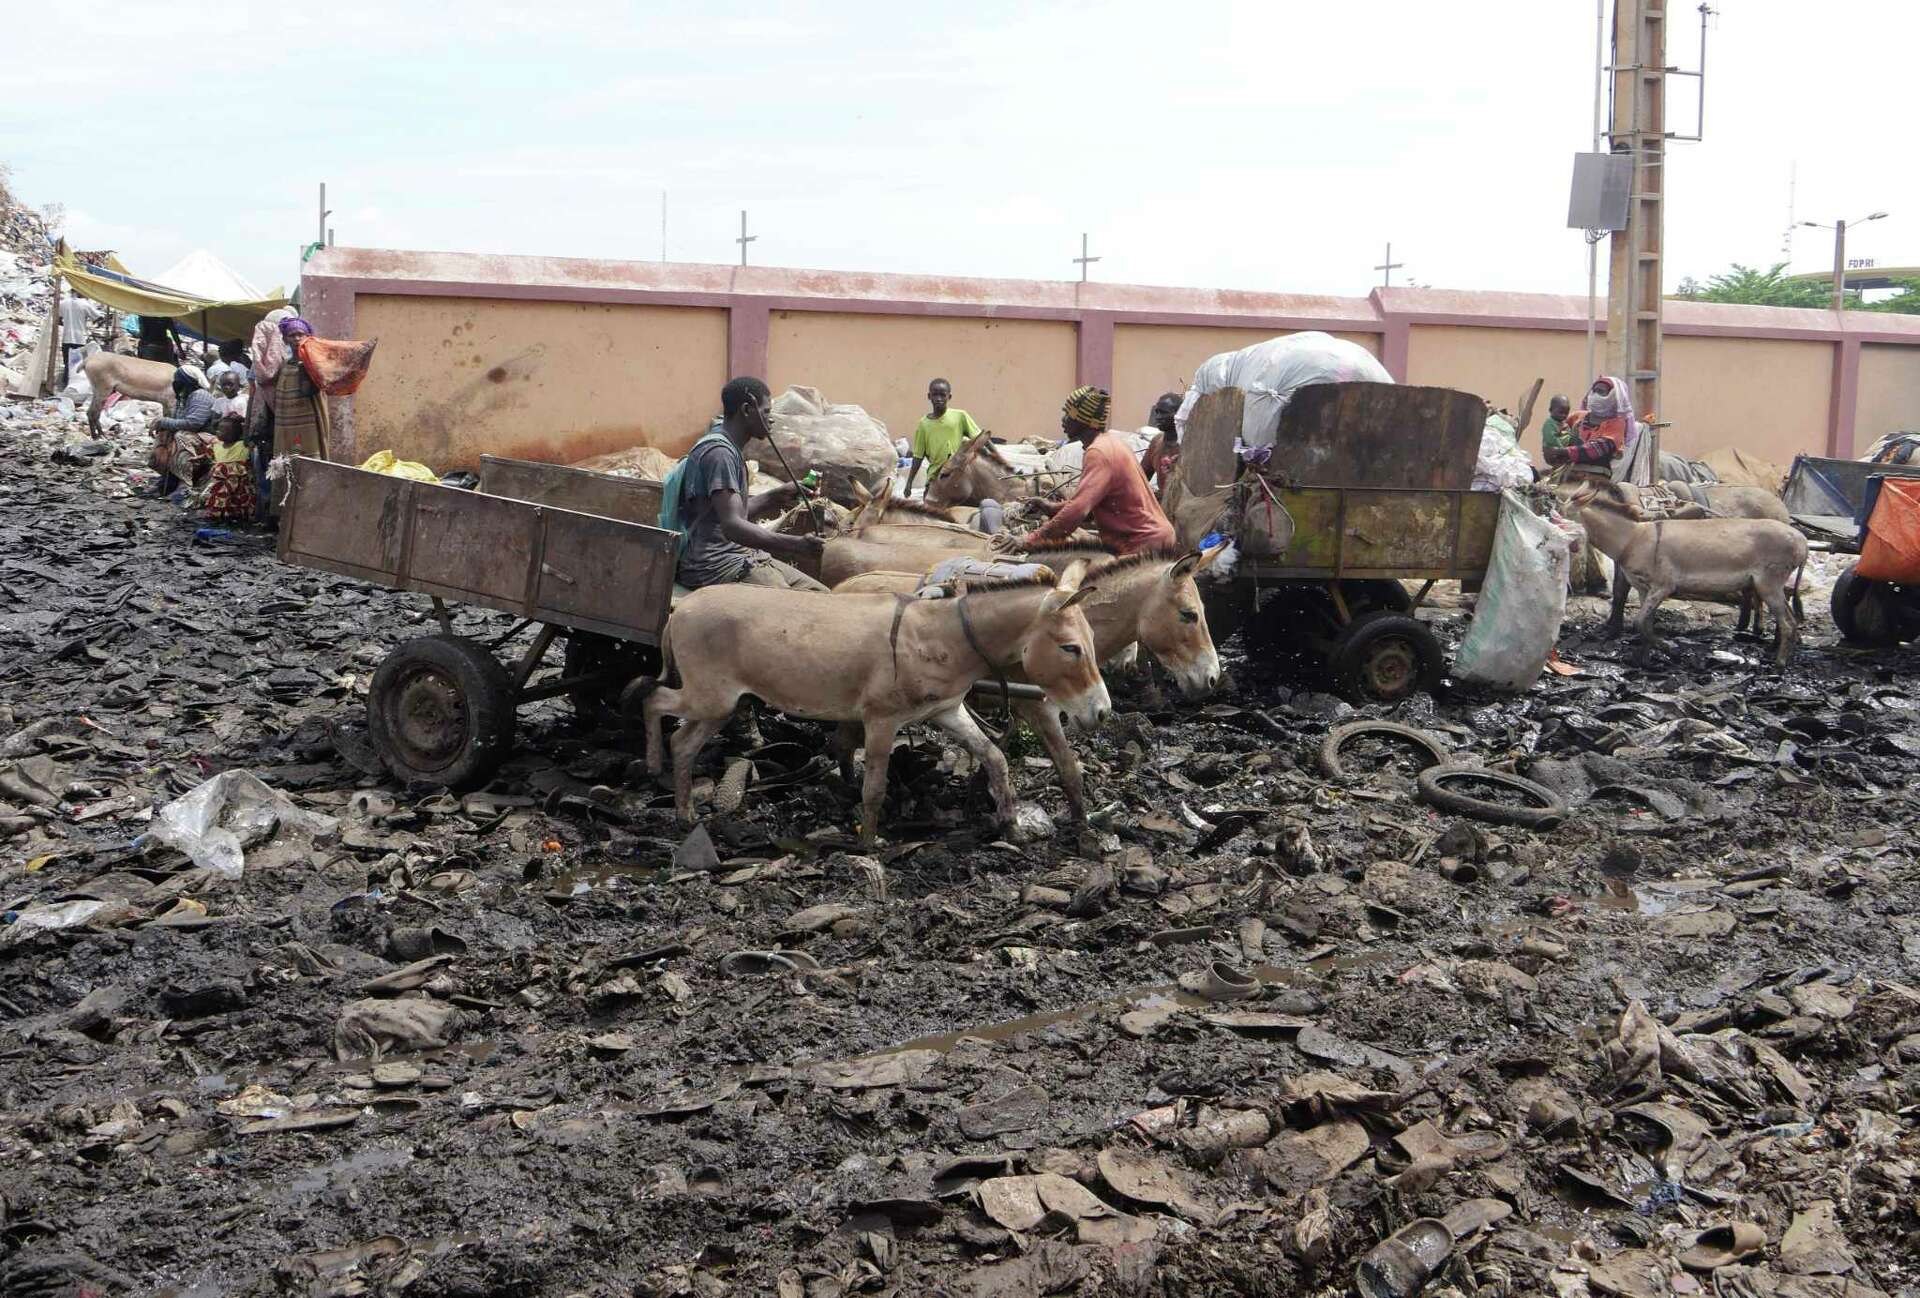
[296,336,378,396]
[1563,412,1627,466]
[1025,432,1176,555]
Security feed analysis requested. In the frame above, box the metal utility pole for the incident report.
[736,210,756,267]
[1374,242,1404,287]
[1074,233,1100,283]
[1801,212,1888,311]
[1586,0,1606,386]
[318,183,331,246]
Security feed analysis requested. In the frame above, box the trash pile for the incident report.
[2,233,1917,1293]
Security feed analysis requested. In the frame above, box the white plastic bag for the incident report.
[1176,332,1392,450]
[1453,491,1572,691]
[1473,413,1534,492]
[150,771,339,879]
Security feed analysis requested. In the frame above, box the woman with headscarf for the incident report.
[260,315,327,516]
[1543,376,1634,470]
[149,368,216,496]
[996,386,1175,556]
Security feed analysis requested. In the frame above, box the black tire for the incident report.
[1318,721,1449,782]
[1417,764,1566,829]
[1330,612,1443,704]
[1830,564,1898,647]
[563,632,662,724]
[366,636,516,789]
[1341,579,1413,615]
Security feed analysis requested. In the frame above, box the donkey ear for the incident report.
[1055,558,1089,593]
[852,479,872,504]
[1169,549,1203,580]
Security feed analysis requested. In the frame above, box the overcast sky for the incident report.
[4,0,1911,300]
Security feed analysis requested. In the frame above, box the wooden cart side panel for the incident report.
[278,458,672,643]
[531,511,677,640]
[278,458,410,579]
[1456,493,1500,572]
[479,455,664,527]
[1273,383,1487,491]
[1341,492,1454,570]
[1251,487,1500,581]
[406,491,539,611]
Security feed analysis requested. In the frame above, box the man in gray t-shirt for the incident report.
[674,376,827,591]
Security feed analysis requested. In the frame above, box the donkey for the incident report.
[1571,481,1808,667]
[1601,482,1796,638]
[925,434,1067,509]
[831,544,1226,822]
[643,562,1110,843]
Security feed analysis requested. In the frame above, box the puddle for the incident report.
[544,862,662,896]
[282,1145,413,1198]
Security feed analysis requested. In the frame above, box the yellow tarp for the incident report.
[55,251,287,344]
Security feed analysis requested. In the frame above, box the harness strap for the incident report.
[888,594,911,680]
[956,594,1015,713]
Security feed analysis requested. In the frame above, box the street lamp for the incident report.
[1800,212,1889,310]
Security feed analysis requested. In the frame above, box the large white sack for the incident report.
[747,385,895,505]
[1176,332,1391,451]
[1453,491,1573,691]
[1474,413,1535,493]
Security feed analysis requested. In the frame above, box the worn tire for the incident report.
[1330,611,1443,704]
[563,632,662,724]
[1318,721,1449,782]
[1416,764,1566,829]
[367,636,516,789]
[1341,579,1413,615]
[1830,564,1897,647]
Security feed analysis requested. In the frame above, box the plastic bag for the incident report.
[1473,413,1534,493]
[358,450,439,482]
[1176,332,1392,450]
[150,771,339,879]
[1453,491,1572,691]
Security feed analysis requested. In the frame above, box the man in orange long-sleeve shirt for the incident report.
[999,386,1175,556]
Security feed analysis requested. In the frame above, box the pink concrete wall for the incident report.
[1856,343,1920,456]
[304,247,1920,469]
[766,311,1077,445]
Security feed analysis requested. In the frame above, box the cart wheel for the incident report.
[1331,612,1443,703]
[1830,564,1898,647]
[367,636,516,789]
[563,632,663,724]
[1340,579,1413,616]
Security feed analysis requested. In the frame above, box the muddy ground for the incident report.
[1,393,1917,1298]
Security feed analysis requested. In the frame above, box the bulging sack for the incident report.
[1453,491,1572,691]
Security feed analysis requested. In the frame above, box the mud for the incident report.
[2,389,1918,1298]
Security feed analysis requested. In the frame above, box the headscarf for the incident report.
[252,308,292,384]
[279,316,314,342]
[171,367,197,395]
[1063,385,1111,432]
[1584,375,1634,427]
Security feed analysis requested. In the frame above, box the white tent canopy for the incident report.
[153,249,264,303]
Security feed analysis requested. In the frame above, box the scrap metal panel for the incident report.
[479,454,664,526]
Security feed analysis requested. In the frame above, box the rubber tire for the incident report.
[367,635,516,789]
[1341,579,1413,615]
[563,632,662,724]
[1416,764,1567,830]
[1330,611,1444,704]
[1318,721,1449,782]
[1830,564,1897,647]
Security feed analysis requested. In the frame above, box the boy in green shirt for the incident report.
[1539,394,1572,454]
[905,378,982,495]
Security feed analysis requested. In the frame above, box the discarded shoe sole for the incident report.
[1176,961,1257,1002]
[1678,1222,1766,1271]
[718,950,822,977]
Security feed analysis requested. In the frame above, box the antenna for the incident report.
[1782,161,1797,262]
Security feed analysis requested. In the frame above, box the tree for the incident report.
[1859,278,1920,315]
[1680,262,1834,308]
